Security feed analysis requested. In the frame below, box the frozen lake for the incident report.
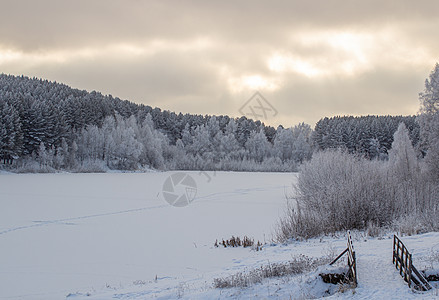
[0,171,296,299]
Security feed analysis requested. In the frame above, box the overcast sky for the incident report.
[0,1,437,127]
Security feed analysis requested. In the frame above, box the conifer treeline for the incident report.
[0,74,418,171]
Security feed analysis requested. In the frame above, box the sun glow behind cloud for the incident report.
[266,29,434,82]
[302,31,372,75]
[227,74,280,93]
[267,31,376,78]
[0,49,22,64]
[268,54,322,77]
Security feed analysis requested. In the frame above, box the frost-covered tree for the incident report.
[292,132,312,163]
[55,138,69,169]
[69,141,78,168]
[418,63,439,180]
[181,123,193,147]
[219,131,241,160]
[101,116,116,163]
[111,115,143,169]
[291,123,313,163]
[191,124,211,157]
[245,130,272,163]
[274,127,295,161]
[137,114,166,169]
[37,142,48,167]
[76,124,103,161]
[388,123,418,181]
[225,118,237,136]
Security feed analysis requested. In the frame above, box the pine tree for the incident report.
[0,102,22,162]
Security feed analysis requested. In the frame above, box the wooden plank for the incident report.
[404,252,410,286]
[400,248,404,277]
[411,273,422,287]
[352,251,357,285]
[330,247,348,265]
[412,265,433,290]
[393,250,400,269]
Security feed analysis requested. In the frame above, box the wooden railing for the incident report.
[330,230,357,286]
[347,231,357,286]
[392,234,432,291]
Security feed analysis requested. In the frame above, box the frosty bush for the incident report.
[276,199,322,240]
[277,139,439,241]
[278,149,391,239]
[392,214,425,236]
[14,157,55,173]
[366,221,385,238]
[74,159,108,173]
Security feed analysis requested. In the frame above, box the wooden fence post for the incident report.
[408,253,412,288]
[329,231,357,287]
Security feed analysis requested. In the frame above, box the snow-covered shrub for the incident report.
[275,199,322,240]
[213,255,329,288]
[277,140,439,240]
[393,209,439,236]
[366,221,385,238]
[292,149,389,235]
[74,159,108,173]
[14,157,56,173]
[392,214,425,236]
[430,251,439,265]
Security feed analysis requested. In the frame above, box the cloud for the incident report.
[0,0,438,126]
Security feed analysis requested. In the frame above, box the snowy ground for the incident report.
[0,171,438,299]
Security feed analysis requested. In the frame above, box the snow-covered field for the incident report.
[0,171,438,299]
[0,171,294,299]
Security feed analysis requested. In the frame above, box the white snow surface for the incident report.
[0,171,438,299]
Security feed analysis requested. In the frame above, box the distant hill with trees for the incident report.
[0,74,312,172]
[0,73,421,172]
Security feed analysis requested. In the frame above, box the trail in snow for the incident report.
[353,238,406,299]
[0,204,167,236]
[194,185,289,205]
[331,234,439,300]
[0,184,288,237]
